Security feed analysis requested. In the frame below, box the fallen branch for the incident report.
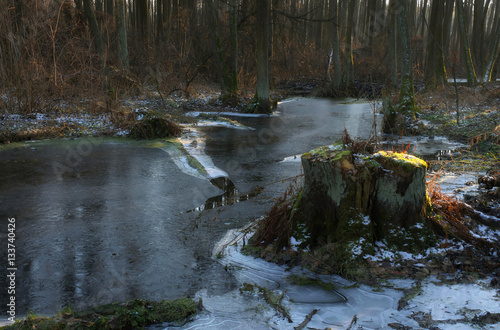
[294,309,319,330]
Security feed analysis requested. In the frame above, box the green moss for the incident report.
[363,157,381,169]
[5,298,196,329]
[286,275,336,291]
[240,283,257,293]
[240,243,263,257]
[302,144,349,162]
[381,221,436,254]
[139,137,177,149]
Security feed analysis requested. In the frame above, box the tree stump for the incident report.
[293,145,435,258]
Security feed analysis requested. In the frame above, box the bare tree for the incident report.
[456,0,476,85]
[424,0,447,90]
[83,0,110,90]
[398,0,416,116]
[254,0,272,113]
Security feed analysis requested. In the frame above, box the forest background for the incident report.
[1,0,499,134]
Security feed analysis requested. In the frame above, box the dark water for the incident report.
[0,98,384,321]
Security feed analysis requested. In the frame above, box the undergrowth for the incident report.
[128,117,183,139]
[250,182,298,251]
[427,178,497,249]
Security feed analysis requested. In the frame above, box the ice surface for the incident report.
[174,224,500,330]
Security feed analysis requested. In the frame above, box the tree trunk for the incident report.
[13,0,25,33]
[116,0,130,71]
[228,0,239,96]
[209,0,238,102]
[83,0,110,90]
[472,0,486,78]
[136,0,149,43]
[105,0,113,16]
[482,18,500,82]
[341,0,355,89]
[424,0,447,90]
[331,0,341,88]
[74,0,83,11]
[387,0,398,89]
[254,0,271,113]
[456,0,477,85]
[398,0,416,116]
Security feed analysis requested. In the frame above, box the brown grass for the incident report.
[427,179,496,249]
[341,128,377,154]
[251,183,298,251]
[128,117,183,139]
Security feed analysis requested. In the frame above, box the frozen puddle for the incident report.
[432,171,483,199]
[171,225,500,330]
[175,226,403,329]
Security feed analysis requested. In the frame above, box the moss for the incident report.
[5,298,196,330]
[240,283,257,293]
[302,144,348,162]
[286,275,336,291]
[374,151,427,172]
[382,222,436,254]
[363,157,381,169]
[240,243,264,257]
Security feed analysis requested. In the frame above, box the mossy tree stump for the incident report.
[294,145,435,257]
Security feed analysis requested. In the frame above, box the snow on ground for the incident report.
[177,225,500,329]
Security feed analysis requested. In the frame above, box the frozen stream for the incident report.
[1,98,498,328]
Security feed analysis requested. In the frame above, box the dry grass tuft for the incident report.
[128,117,183,139]
[251,183,299,251]
[341,128,377,154]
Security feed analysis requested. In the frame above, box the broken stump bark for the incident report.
[293,145,435,256]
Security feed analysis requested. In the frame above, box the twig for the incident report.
[346,314,358,330]
[294,309,319,330]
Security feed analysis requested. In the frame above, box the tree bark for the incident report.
[424,0,447,90]
[341,0,355,89]
[456,0,476,85]
[209,0,238,102]
[472,0,486,78]
[254,0,271,113]
[83,0,110,90]
[482,18,500,82]
[330,0,341,88]
[387,0,398,89]
[398,0,416,116]
[116,0,130,71]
